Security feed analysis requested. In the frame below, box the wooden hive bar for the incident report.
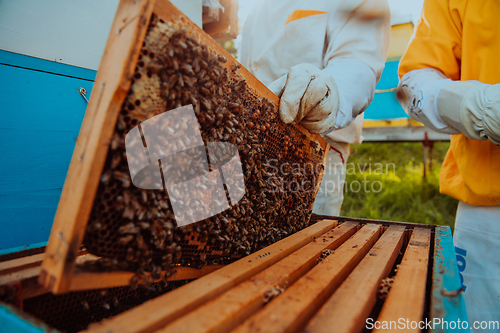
[2,218,469,333]
[84,221,440,333]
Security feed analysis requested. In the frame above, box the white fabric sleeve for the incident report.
[322,59,376,131]
[397,68,458,134]
[438,81,500,144]
[321,0,391,132]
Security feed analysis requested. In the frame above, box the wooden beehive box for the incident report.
[0,218,467,333]
[36,0,329,296]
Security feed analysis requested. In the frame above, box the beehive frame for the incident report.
[39,0,329,294]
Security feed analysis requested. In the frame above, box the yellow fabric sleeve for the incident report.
[398,0,466,80]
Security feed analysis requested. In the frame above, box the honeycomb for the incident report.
[22,280,189,333]
[82,15,325,280]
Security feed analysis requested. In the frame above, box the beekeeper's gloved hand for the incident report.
[397,69,500,145]
[269,63,339,134]
[438,81,500,145]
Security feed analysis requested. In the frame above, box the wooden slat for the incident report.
[84,220,337,333]
[38,0,156,294]
[0,253,45,274]
[0,254,98,286]
[0,249,89,275]
[210,0,240,42]
[203,0,234,35]
[1,257,222,299]
[372,227,431,333]
[232,224,382,333]
[0,267,40,286]
[305,225,406,333]
[70,265,224,291]
[157,222,359,333]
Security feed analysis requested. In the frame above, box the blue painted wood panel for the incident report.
[0,303,55,333]
[0,58,94,251]
[364,60,409,120]
[431,226,469,332]
[0,49,96,81]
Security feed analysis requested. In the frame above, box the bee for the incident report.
[181,63,194,76]
[114,171,130,188]
[81,300,90,311]
[119,235,134,245]
[231,63,241,72]
[130,276,139,289]
[118,222,140,235]
[111,133,122,150]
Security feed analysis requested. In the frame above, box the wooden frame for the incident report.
[0,250,222,301]
[203,0,239,42]
[37,0,329,295]
[2,218,468,333]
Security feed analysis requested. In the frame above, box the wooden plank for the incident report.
[0,266,41,286]
[372,227,431,333]
[305,225,406,333]
[203,0,233,35]
[312,215,435,230]
[38,0,156,294]
[232,224,382,333]
[0,254,98,286]
[211,0,240,42]
[69,265,224,291]
[157,223,359,333]
[84,220,337,333]
[0,252,221,298]
[0,250,89,275]
[0,253,45,274]
[430,226,468,333]
[362,126,451,142]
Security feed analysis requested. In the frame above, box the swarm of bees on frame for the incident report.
[82,15,325,287]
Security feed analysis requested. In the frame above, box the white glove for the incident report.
[269,63,339,134]
[398,69,500,145]
[397,69,456,134]
[437,81,500,145]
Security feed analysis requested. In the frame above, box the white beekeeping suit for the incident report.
[240,0,390,215]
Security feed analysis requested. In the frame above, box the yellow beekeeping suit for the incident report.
[399,0,500,206]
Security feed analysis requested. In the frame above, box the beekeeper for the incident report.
[240,0,390,216]
[396,0,500,329]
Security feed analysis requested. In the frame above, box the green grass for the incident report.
[340,142,458,230]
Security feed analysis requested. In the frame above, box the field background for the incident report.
[340,142,458,231]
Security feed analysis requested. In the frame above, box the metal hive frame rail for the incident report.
[38,0,329,295]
